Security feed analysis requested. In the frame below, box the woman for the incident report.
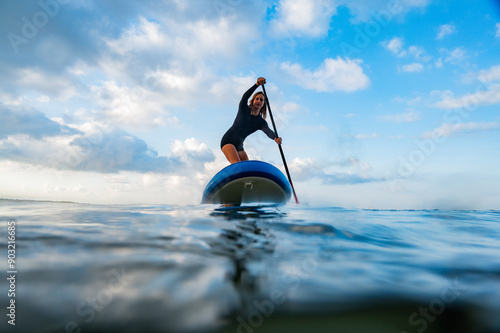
[220,77,282,164]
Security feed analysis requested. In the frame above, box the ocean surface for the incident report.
[1,199,500,333]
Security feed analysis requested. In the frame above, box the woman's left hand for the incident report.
[274,137,282,145]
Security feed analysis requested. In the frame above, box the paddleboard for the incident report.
[202,160,292,205]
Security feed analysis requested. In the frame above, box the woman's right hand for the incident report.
[256,77,266,86]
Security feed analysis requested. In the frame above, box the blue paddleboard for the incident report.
[202,160,292,205]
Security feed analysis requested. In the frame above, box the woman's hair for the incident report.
[249,92,267,119]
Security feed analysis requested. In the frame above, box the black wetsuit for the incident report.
[220,84,276,151]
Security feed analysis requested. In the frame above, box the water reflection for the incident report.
[210,204,286,220]
[208,205,282,324]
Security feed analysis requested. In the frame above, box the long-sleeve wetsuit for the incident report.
[220,84,276,151]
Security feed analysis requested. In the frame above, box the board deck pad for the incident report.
[202,160,292,205]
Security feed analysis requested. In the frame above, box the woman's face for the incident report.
[253,94,264,110]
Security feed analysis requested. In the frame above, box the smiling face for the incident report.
[250,92,265,116]
[253,93,264,110]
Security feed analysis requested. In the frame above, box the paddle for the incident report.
[261,84,300,204]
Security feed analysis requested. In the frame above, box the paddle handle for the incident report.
[261,84,299,204]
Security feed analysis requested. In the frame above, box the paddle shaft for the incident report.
[261,84,299,204]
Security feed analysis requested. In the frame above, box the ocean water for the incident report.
[1,199,500,333]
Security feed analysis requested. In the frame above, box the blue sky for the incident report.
[1,0,499,209]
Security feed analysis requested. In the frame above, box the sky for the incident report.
[1,0,499,209]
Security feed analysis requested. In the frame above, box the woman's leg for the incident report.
[238,150,249,161]
[222,144,241,164]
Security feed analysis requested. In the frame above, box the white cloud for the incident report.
[436,24,456,40]
[441,47,468,65]
[0,105,79,140]
[14,67,77,100]
[271,0,337,37]
[0,92,29,106]
[101,14,262,112]
[406,96,422,105]
[281,57,370,92]
[270,0,431,38]
[355,133,379,139]
[496,23,500,38]
[67,123,182,173]
[105,12,258,67]
[135,69,261,111]
[105,174,141,193]
[423,122,499,138]
[140,66,227,106]
[288,157,323,181]
[383,38,431,63]
[433,85,500,109]
[383,37,406,57]
[338,0,431,22]
[434,65,500,110]
[381,111,420,123]
[89,81,173,129]
[106,17,168,55]
[289,157,377,184]
[259,100,303,130]
[141,173,204,205]
[435,57,443,68]
[401,62,424,72]
[0,115,187,173]
[478,65,500,83]
[171,138,215,169]
[167,16,257,61]
[0,160,207,205]
[408,45,431,62]
[95,6,262,113]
